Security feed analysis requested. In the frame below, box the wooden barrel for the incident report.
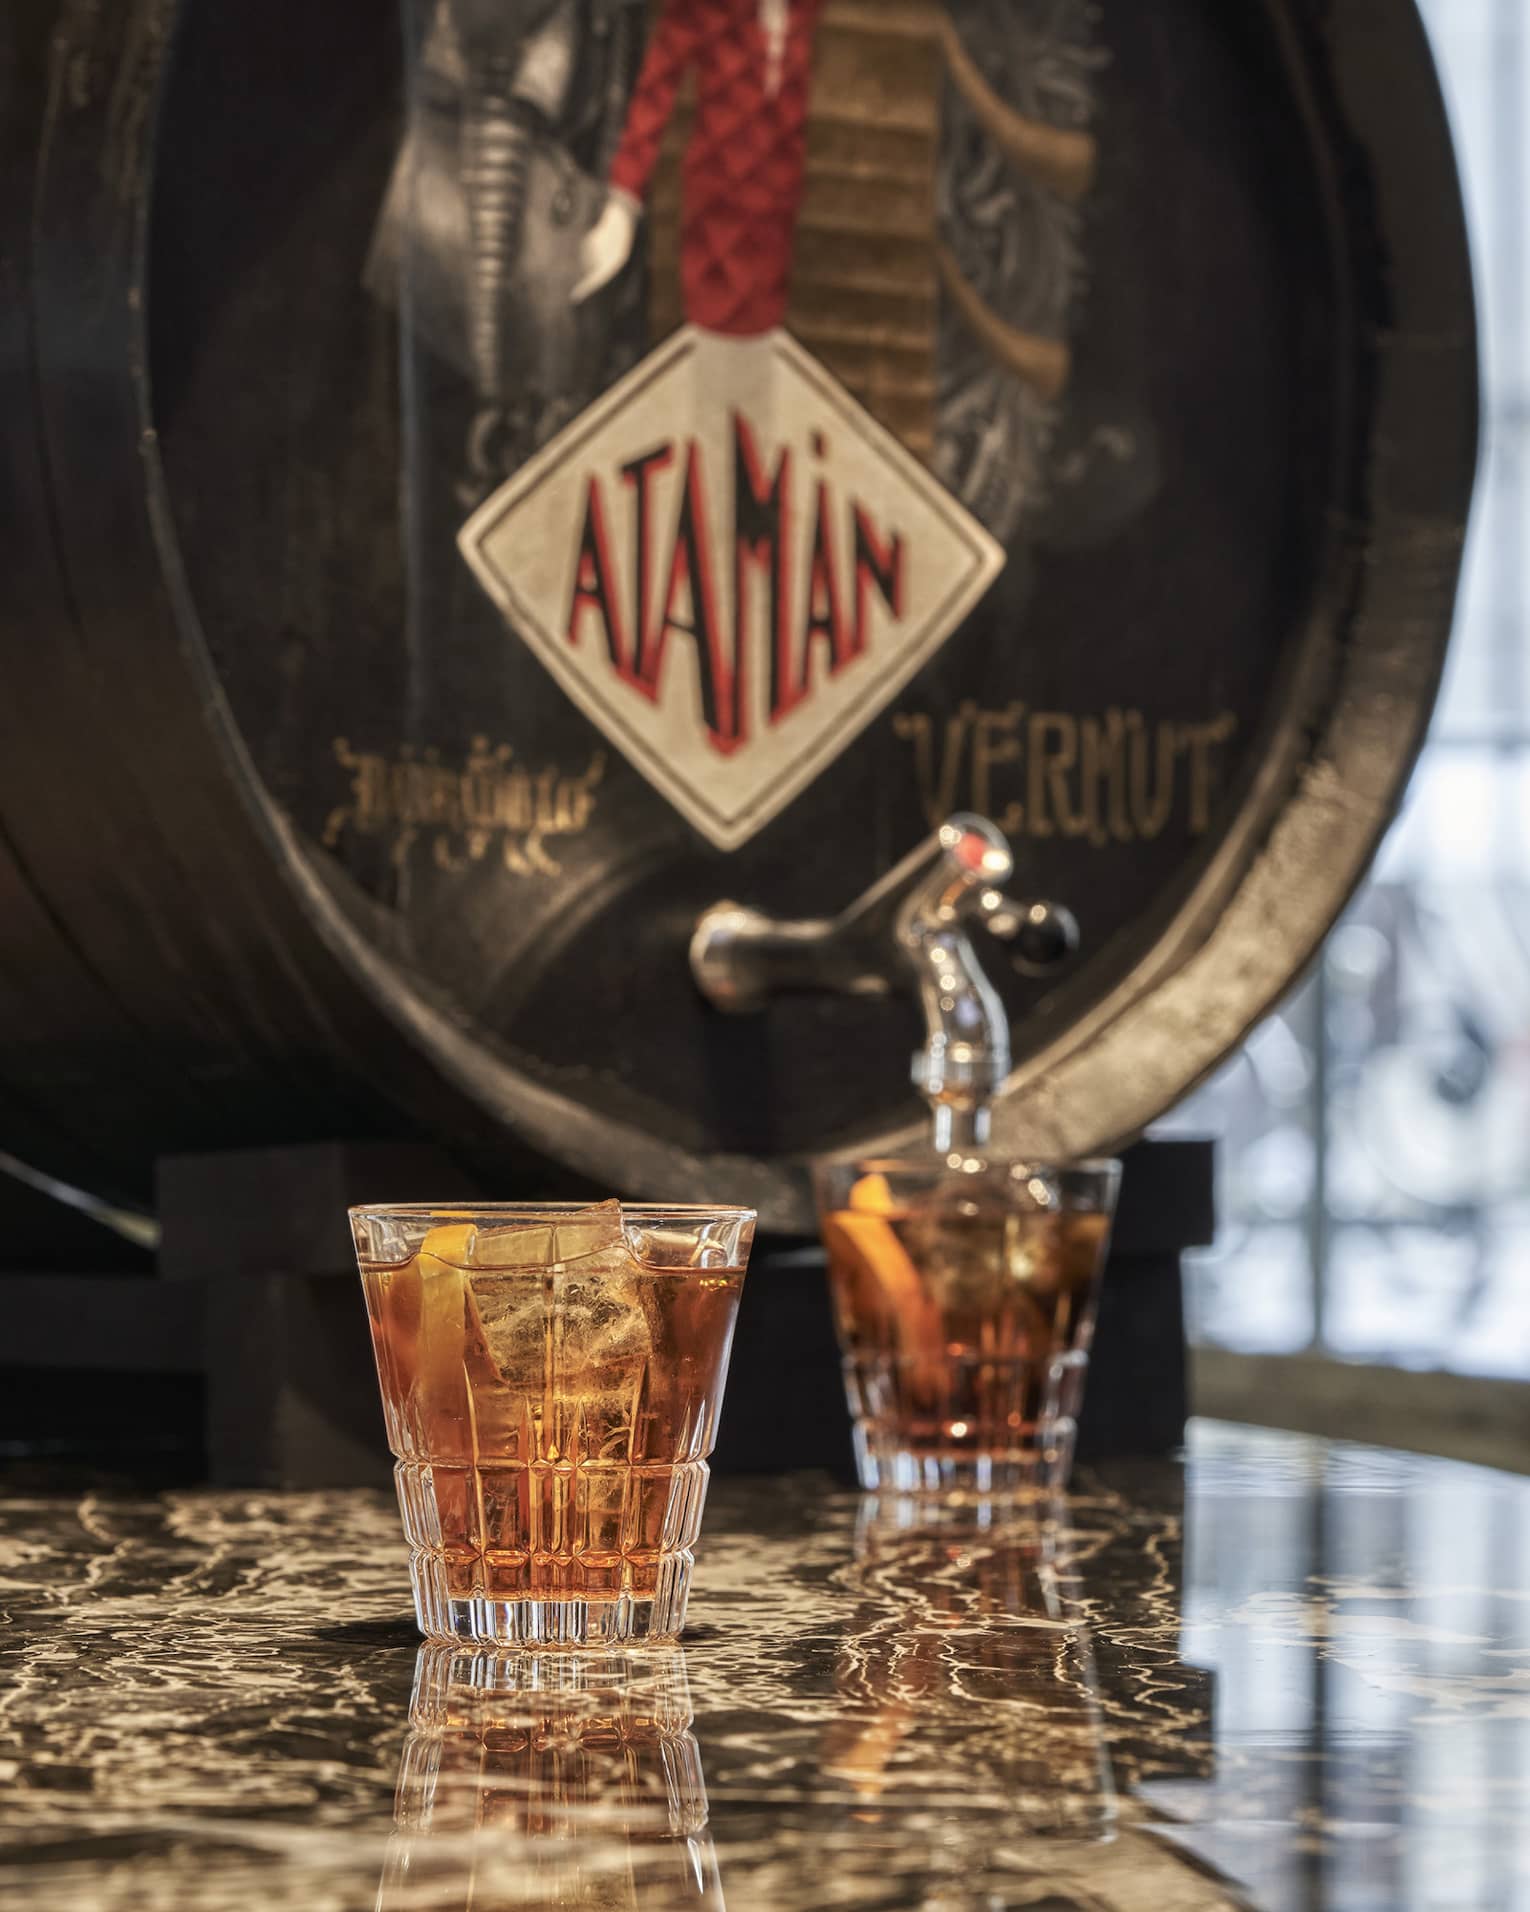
[0,0,1476,1229]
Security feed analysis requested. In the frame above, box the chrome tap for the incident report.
[897,816,1013,1151]
[690,815,1077,1153]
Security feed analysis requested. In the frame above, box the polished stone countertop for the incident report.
[2,1421,1528,1910]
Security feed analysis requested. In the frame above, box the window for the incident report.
[1174,0,1530,1378]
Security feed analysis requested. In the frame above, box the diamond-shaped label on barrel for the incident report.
[459,326,1006,852]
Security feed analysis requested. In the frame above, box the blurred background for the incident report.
[0,0,1514,1482]
[1168,0,1530,1459]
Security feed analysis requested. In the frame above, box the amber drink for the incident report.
[816,1160,1119,1497]
[351,1202,754,1646]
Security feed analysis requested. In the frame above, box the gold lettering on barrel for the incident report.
[324,738,605,876]
[895,702,1239,843]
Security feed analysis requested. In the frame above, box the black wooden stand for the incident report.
[0,1138,1212,1487]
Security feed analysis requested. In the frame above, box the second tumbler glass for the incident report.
[816,1158,1119,1497]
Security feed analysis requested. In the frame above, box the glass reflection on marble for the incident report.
[382,1644,724,1909]
[823,1496,1117,1844]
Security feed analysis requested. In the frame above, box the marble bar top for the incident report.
[2,1421,1528,1911]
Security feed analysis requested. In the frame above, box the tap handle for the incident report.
[691,814,1020,1148]
[691,814,1006,1012]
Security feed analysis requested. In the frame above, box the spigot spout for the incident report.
[897,816,1013,1150]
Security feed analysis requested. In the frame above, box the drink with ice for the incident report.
[816,1159,1119,1497]
[351,1202,754,1646]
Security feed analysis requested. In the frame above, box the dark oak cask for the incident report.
[0,0,1476,1228]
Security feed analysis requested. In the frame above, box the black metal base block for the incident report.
[164,1141,477,1487]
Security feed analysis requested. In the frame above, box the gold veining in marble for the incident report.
[3,1426,1529,1908]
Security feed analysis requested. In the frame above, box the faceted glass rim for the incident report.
[820,1156,1122,1186]
[347,1201,758,1224]
[812,1156,1122,1217]
[826,1154,1124,1170]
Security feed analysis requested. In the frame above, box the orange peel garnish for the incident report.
[823,1205,946,1398]
[848,1172,900,1215]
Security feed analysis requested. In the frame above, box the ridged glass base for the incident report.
[844,1343,1086,1499]
[392,1455,708,1646]
[853,1417,1079,1499]
[408,1548,696,1646]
